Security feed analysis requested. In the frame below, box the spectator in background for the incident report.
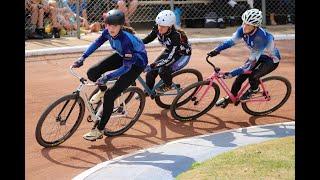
[49,0,90,34]
[26,0,44,39]
[273,0,295,24]
[67,0,88,20]
[267,0,279,25]
[67,0,91,30]
[68,0,103,33]
[253,0,292,25]
[49,0,74,32]
[26,0,60,39]
[284,0,294,24]
[112,0,139,26]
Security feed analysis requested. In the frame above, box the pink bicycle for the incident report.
[170,56,292,121]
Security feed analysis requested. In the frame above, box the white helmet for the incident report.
[155,10,176,26]
[242,8,263,27]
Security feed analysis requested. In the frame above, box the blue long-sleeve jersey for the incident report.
[82,29,148,81]
[214,26,281,77]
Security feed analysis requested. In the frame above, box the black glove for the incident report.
[150,62,157,68]
[207,50,220,57]
[96,75,109,86]
[72,57,85,68]
[223,72,233,79]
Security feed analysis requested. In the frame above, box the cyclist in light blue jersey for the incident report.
[207,8,281,108]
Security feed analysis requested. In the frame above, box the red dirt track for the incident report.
[26,40,295,179]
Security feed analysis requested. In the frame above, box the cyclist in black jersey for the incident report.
[142,10,192,93]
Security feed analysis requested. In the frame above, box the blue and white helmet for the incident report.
[155,10,176,26]
[242,8,263,27]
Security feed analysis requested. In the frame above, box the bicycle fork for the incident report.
[191,81,213,105]
[56,98,78,125]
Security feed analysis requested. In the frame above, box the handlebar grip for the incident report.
[80,78,87,83]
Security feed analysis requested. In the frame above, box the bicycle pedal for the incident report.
[117,107,124,113]
[220,102,229,108]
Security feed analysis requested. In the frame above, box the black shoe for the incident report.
[240,87,260,101]
[52,27,60,38]
[38,28,53,39]
[216,96,231,108]
[35,28,43,35]
[28,31,43,39]
[155,84,174,93]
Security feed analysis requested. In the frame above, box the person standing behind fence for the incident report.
[112,0,138,26]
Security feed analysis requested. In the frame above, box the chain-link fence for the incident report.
[254,0,295,25]
[25,0,295,39]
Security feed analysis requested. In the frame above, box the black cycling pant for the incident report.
[231,55,279,96]
[87,53,144,130]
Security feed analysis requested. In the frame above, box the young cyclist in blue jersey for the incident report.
[142,10,192,93]
[72,9,148,141]
[207,8,281,108]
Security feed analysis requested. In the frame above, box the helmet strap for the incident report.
[164,26,173,35]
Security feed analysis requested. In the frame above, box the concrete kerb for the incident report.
[25,34,295,57]
[72,121,295,180]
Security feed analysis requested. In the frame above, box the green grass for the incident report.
[176,136,295,180]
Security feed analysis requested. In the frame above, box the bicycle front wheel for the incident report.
[155,68,203,109]
[170,80,220,121]
[241,76,292,116]
[35,93,85,148]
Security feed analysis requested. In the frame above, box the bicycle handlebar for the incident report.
[69,66,96,86]
[206,56,221,73]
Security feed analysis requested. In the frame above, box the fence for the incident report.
[25,0,295,39]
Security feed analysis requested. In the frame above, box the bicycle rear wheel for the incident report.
[89,86,135,114]
[170,80,220,121]
[241,76,292,116]
[155,68,203,109]
[35,93,85,148]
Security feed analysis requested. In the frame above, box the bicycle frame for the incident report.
[193,57,271,105]
[136,69,182,97]
[69,66,129,122]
